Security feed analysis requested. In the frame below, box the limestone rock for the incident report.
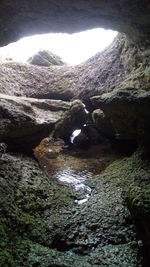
[82,125,102,145]
[52,100,89,142]
[0,61,75,101]
[28,50,65,66]
[0,0,150,46]
[0,35,149,106]
[91,88,150,148]
[92,109,115,139]
[0,150,141,266]
[71,131,90,149]
[73,34,150,105]
[0,93,70,151]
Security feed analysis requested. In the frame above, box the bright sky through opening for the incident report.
[0,28,117,66]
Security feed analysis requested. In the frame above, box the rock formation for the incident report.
[0,93,70,151]
[28,50,65,66]
[0,0,150,46]
[0,34,149,106]
[91,88,150,151]
[0,0,150,265]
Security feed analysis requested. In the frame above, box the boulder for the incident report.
[52,100,89,142]
[82,125,101,145]
[92,109,115,139]
[71,130,90,149]
[28,50,65,66]
[0,93,70,152]
[91,88,150,149]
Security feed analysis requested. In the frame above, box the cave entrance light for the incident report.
[0,28,117,66]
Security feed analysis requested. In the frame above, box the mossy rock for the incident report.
[99,150,150,260]
[0,149,145,266]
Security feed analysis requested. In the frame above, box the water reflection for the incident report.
[53,168,92,204]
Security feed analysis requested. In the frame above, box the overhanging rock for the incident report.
[91,88,150,148]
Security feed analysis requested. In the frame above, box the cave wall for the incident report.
[0,0,150,47]
[0,1,150,264]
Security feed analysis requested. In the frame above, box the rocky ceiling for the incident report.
[0,0,150,46]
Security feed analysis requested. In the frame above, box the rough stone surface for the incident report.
[125,151,150,263]
[28,50,65,67]
[74,34,150,105]
[0,35,149,105]
[0,142,7,157]
[91,88,150,149]
[0,93,70,151]
[52,100,88,142]
[92,109,115,139]
[0,61,75,100]
[0,1,149,265]
[0,147,143,266]
[0,0,150,46]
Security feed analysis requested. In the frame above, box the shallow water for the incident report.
[34,142,116,204]
[53,168,92,204]
[32,140,143,266]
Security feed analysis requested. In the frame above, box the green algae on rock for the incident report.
[0,147,143,266]
[99,150,150,264]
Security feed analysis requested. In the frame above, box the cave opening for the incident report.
[0,1,150,265]
[0,28,117,65]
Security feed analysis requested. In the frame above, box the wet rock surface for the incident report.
[0,142,144,266]
[0,1,150,264]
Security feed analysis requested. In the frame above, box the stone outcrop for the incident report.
[0,93,70,151]
[28,50,65,66]
[91,88,150,150]
[0,61,75,100]
[125,151,150,262]
[0,0,150,264]
[0,0,150,46]
[0,35,149,106]
[0,94,91,152]
[73,34,150,105]
[52,100,88,142]
[0,149,142,266]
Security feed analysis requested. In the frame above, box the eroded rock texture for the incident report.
[0,93,70,151]
[0,149,142,266]
[0,34,150,106]
[91,88,150,150]
[0,0,150,265]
